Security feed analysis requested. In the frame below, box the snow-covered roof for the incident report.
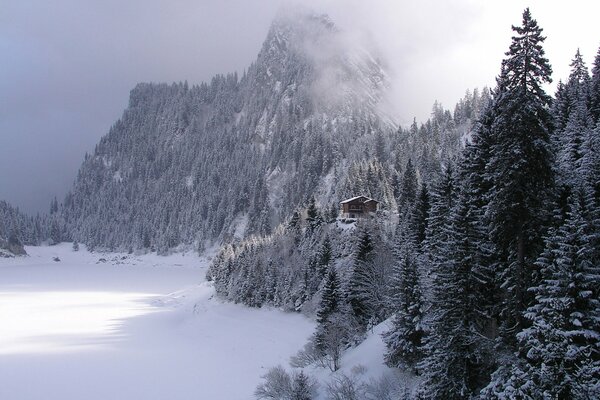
[340,196,378,204]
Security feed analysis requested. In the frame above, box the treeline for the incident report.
[214,9,600,399]
[0,199,67,247]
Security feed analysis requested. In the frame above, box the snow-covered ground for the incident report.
[0,244,314,400]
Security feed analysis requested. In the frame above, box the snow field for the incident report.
[0,244,314,400]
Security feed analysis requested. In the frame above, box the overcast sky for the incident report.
[1,0,599,214]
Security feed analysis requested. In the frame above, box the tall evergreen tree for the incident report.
[590,47,600,124]
[581,123,600,205]
[318,236,332,274]
[398,158,417,208]
[409,182,430,248]
[384,233,424,372]
[487,195,600,398]
[316,267,341,329]
[421,164,456,287]
[556,50,593,190]
[485,8,555,341]
[348,227,375,327]
[418,175,495,399]
[305,196,322,234]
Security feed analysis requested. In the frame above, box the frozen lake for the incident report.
[0,244,313,400]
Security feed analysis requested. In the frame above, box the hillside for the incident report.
[60,11,480,253]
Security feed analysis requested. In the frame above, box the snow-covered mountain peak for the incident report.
[253,8,390,121]
[62,11,413,252]
[266,8,337,50]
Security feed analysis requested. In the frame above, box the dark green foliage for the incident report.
[418,173,495,398]
[518,194,599,397]
[590,47,600,123]
[354,228,374,263]
[384,238,424,372]
[290,371,314,400]
[484,194,600,398]
[555,50,594,192]
[486,8,555,341]
[399,158,417,208]
[348,227,375,326]
[422,164,456,283]
[314,266,354,371]
[409,182,430,247]
[316,267,341,327]
[318,237,332,272]
[306,196,322,233]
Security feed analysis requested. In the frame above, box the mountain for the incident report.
[61,10,477,253]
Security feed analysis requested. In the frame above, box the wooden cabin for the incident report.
[339,196,379,219]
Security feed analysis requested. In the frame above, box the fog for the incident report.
[1,0,598,213]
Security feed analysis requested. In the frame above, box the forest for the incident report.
[209,9,600,399]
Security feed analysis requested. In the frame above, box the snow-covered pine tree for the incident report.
[408,182,430,249]
[554,50,591,133]
[420,164,455,299]
[383,230,424,372]
[581,122,600,208]
[590,46,600,124]
[318,236,332,275]
[313,265,353,371]
[487,194,600,398]
[315,267,341,342]
[555,50,593,192]
[348,226,375,328]
[418,169,495,398]
[290,370,314,400]
[398,158,417,209]
[485,8,555,343]
[305,196,322,234]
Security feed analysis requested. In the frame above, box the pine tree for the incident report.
[553,80,570,133]
[314,266,351,371]
[581,123,600,205]
[291,371,314,400]
[590,46,600,124]
[422,164,456,289]
[318,236,332,275]
[305,196,322,234]
[489,194,600,398]
[418,177,495,399]
[384,236,424,372]
[316,267,341,329]
[50,197,59,215]
[485,8,555,341]
[409,182,430,248]
[398,158,417,208]
[556,50,593,190]
[348,227,375,327]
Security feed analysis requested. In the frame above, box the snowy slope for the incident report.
[0,244,314,400]
[301,320,417,399]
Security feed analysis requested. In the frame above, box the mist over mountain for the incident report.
[50,11,471,253]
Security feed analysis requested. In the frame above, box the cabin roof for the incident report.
[340,196,379,204]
